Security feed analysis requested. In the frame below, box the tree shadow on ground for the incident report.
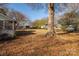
[0,37,15,44]
[56,32,69,35]
[0,30,36,43]
[16,30,36,36]
[57,31,79,35]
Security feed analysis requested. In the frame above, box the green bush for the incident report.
[32,18,48,29]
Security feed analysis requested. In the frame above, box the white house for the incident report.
[0,13,16,38]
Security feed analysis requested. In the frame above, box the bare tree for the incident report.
[46,3,55,37]
[47,3,79,37]
[0,3,8,15]
[26,3,55,37]
[7,10,26,29]
[55,3,79,15]
[8,10,27,21]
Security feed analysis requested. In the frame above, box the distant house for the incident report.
[66,25,75,32]
[41,24,48,29]
[17,20,32,29]
[0,13,16,38]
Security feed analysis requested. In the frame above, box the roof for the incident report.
[0,13,16,21]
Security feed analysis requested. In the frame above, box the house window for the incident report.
[5,21,12,30]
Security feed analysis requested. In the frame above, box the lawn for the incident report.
[0,29,79,56]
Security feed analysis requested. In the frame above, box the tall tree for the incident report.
[47,3,79,36]
[58,11,79,31]
[47,3,55,36]
[27,3,55,37]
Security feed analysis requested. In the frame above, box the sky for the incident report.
[8,3,48,21]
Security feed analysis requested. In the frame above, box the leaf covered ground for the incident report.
[0,29,79,56]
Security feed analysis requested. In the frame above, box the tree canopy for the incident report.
[32,18,48,28]
[58,11,79,32]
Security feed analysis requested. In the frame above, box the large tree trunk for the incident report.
[46,3,55,37]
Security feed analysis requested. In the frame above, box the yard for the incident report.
[0,29,79,56]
